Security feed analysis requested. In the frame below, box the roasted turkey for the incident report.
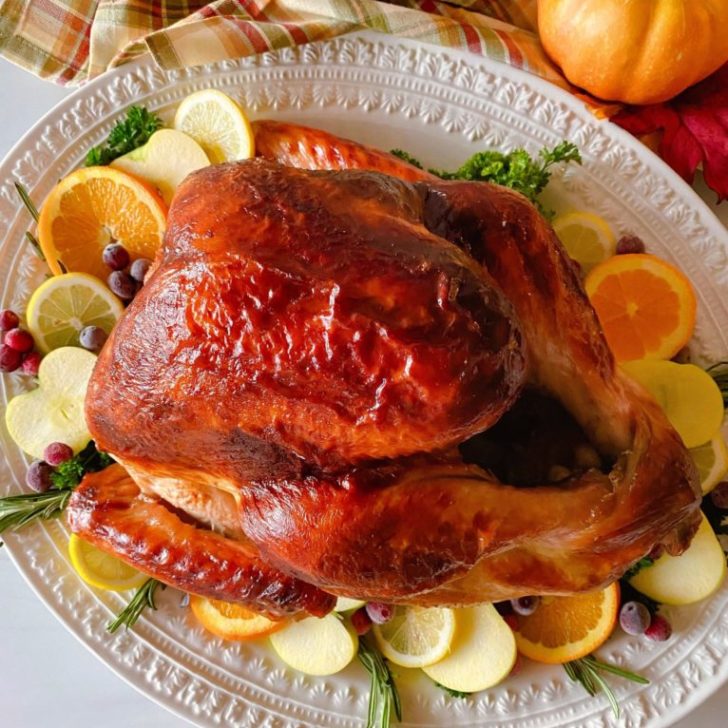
[67,123,702,618]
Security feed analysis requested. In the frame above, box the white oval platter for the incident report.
[1,30,727,728]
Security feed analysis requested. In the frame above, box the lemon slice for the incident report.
[690,433,728,494]
[68,534,148,591]
[174,90,254,164]
[372,606,455,668]
[26,273,124,354]
[552,211,616,272]
[621,360,725,448]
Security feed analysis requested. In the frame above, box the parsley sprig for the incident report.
[85,106,163,166]
[358,639,402,728]
[564,655,649,719]
[391,141,582,218]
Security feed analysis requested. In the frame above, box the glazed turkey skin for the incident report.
[68,143,701,618]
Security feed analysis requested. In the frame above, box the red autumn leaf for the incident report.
[613,63,728,202]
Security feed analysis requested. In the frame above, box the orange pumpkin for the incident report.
[537,0,728,104]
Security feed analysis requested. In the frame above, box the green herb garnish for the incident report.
[85,106,163,166]
[623,556,654,580]
[51,441,114,490]
[0,441,112,538]
[432,680,472,698]
[107,578,163,633]
[707,361,728,408]
[357,639,402,728]
[564,655,649,719]
[391,141,582,218]
[13,182,45,260]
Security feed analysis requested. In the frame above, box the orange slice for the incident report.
[513,583,620,664]
[38,166,167,280]
[189,595,286,640]
[584,253,696,362]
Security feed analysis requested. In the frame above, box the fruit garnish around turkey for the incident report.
[174,89,255,164]
[37,166,166,279]
[551,210,616,272]
[585,253,697,361]
[26,272,124,353]
[189,595,285,641]
[68,533,148,592]
[690,434,728,494]
[512,583,620,664]
[4,347,96,459]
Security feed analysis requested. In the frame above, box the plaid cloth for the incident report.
[0,0,572,94]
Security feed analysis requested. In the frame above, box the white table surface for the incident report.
[1,55,727,728]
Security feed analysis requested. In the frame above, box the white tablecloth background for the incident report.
[0,56,726,728]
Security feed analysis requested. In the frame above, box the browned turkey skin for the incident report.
[68,125,701,617]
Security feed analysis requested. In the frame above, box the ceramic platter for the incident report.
[1,30,727,728]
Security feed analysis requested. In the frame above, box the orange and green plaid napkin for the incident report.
[0,0,569,92]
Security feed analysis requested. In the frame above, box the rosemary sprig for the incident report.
[13,182,45,260]
[107,578,163,633]
[0,488,72,535]
[707,362,728,407]
[357,639,402,728]
[564,655,649,719]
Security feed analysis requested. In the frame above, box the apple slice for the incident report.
[334,596,366,612]
[630,513,726,605]
[110,129,209,204]
[269,613,358,676]
[422,603,516,693]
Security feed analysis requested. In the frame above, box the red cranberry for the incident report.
[645,614,672,642]
[3,328,34,353]
[511,596,540,615]
[108,270,136,301]
[26,460,54,492]
[365,602,394,624]
[20,351,41,376]
[130,257,152,283]
[616,234,646,255]
[103,243,130,271]
[0,344,22,372]
[350,607,372,636]
[503,613,519,631]
[0,309,20,331]
[43,442,74,466]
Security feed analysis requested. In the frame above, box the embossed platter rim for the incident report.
[1,30,728,728]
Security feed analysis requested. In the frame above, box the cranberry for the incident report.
[130,257,152,283]
[365,602,394,625]
[350,607,372,636]
[43,442,73,467]
[20,351,41,376]
[3,328,34,353]
[511,596,540,616]
[616,234,646,255]
[619,601,651,636]
[0,309,20,331]
[0,344,22,372]
[710,482,728,510]
[108,270,136,301]
[79,325,108,352]
[645,614,672,642]
[502,613,519,631]
[26,460,54,492]
[102,243,130,271]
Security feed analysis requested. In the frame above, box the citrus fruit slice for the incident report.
[372,606,455,668]
[423,604,517,692]
[621,360,724,448]
[630,513,726,605]
[513,583,620,664]
[691,433,728,494]
[270,614,358,675]
[26,272,124,353]
[5,347,96,458]
[173,89,254,164]
[190,595,285,640]
[552,211,616,272]
[38,166,167,280]
[584,253,697,361]
[68,534,147,591]
[334,596,367,612]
